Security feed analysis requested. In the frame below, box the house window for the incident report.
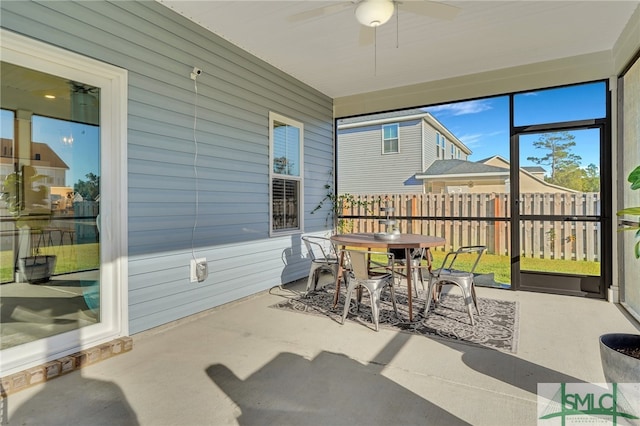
[451,144,455,159]
[436,133,446,159]
[270,112,303,234]
[382,123,399,154]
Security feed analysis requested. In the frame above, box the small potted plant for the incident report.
[599,165,640,383]
[1,165,56,283]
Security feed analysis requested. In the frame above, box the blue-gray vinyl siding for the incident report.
[1,1,333,333]
[337,120,424,194]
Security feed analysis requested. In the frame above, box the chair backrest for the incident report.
[344,249,394,280]
[440,245,486,275]
[389,248,424,261]
[302,235,336,262]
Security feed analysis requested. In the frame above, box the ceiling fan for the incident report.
[288,0,460,28]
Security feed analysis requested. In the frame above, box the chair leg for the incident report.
[388,282,398,317]
[459,283,476,326]
[305,265,319,295]
[466,303,475,326]
[471,282,479,314]
[370,288,380,332]
[424,279,437,316]
[416,268,425,292]
[341,282,357,325]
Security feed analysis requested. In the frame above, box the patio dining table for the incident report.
[330,233,446,322]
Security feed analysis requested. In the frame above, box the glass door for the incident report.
[514,126,606,297]
[1,29,127,376]
[0,63,101,349]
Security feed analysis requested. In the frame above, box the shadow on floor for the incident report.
[435,339,586,395]
[6,375,139,426]
[207,333,470,425]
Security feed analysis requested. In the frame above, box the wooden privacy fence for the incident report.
[337,192,600,262]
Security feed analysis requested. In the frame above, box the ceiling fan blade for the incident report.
[287,2,354,23]
[358,26,375,46]
[400,0,461,21]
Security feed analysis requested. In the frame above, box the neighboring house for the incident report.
[416,155,579,194]
[0,138,69,188]
[337,109,471,194]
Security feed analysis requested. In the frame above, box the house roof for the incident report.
[337,108,427,126]
[522,166,547,174]
[0,139,69,170]
[31,142,69,170]
[416,159,509,180]
[418,157,579,193]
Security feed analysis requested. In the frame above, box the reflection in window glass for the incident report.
[620,55,640,317]
[0,62,101,349]
[272,121,300,176]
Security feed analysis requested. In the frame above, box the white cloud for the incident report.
[425,100,492,116]
[459,130,504,147]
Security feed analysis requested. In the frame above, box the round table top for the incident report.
[330,233,445,249]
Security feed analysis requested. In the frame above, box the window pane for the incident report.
[273,121,300,176]
[0,62,101,349]
[383,124,398,139]
[514,82,606,126]
[384,138,398,153]
[272,178,299,231]
[383,124,398,153]
[620,56,640,316]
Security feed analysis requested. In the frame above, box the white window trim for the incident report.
[269,111,304,236]
[0,29,128,376]
[382,123,399,154]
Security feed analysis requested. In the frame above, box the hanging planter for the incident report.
[1,165,56,284]
[18,255,57,284]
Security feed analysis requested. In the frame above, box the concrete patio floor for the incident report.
[3,275,639,426]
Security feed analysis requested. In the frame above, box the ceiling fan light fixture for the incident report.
[354,0,395,27]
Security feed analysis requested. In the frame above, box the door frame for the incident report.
[510,115,612,298]
[0,29,129,376]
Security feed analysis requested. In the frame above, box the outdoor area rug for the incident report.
[271,284,519,353]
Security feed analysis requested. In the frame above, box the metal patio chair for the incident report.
[424,245,486,325]
[388,248,430,296]
[301,235,339,295]
[341,249,398,331]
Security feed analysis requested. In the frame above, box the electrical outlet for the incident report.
[190,258,207,282]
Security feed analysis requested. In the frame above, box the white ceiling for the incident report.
[159,1,639,99]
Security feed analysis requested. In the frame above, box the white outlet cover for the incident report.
[190,258,207,282]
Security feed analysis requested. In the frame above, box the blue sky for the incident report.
[424,81,606,173]
[1,110,99,187]
[1,81,605,184]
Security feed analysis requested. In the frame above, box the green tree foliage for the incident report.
[527,132,599,192]
[74,173,100,201]
[582,163,600,192]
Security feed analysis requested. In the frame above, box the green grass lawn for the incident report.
[1,243,100,283]
[1,243,599,285]
[370,250,600,285]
